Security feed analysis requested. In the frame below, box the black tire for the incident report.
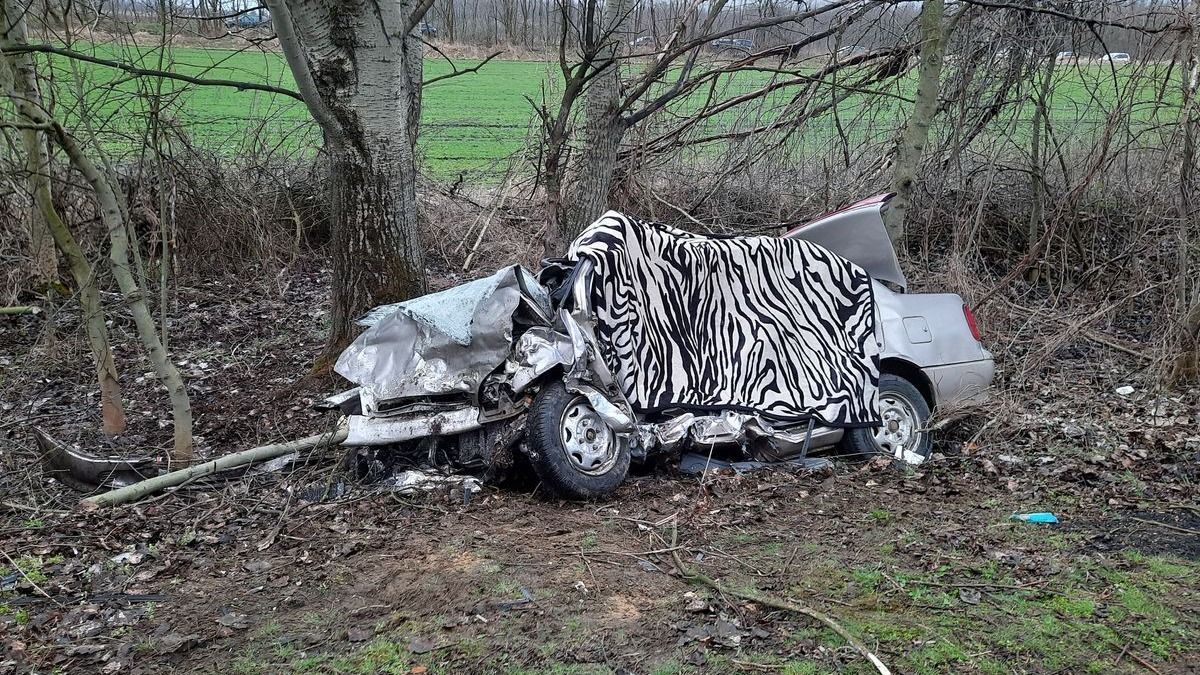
[841,373,933,466]
[526,381,630,500]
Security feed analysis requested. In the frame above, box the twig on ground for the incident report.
[1129,650,1164,675]
[1,550,63,607]
[667,521,892,675]
[903,578,1069,597]
[1129,516,1200,536]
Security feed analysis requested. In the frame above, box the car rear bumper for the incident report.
[924,355,995,407]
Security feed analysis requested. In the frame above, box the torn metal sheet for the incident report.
[382,469,482,496]
[251,451,300,474]
[336,266,551,404]
[34,427,156,490]
[639,411,843,457]
[506,325,575,394]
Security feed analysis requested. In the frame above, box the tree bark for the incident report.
[24,169,56,287]
[6,5,55,287]
[883,0,946,246]
[1172,0,1200,383]
[557,0,630,249]
[0,0,126,436]
[265,0,428,370]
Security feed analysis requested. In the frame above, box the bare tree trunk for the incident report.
[67,134,193,463]
[25,175,56,286]
[1026,54,1056,284]
[265,0,429,370]
[5,5,56,287]
[1172,0,1200,382]
[0,34,127,435]
[883,0,946,246]
[558,0,630,247]
[24,135,128,435]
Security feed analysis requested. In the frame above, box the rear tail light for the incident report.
[962,304,982,341]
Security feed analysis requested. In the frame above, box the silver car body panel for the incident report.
[335,265,551,404]
[872,282,994,407]
[784,194,908,290]
[787,195,995,410]
[345,406,483,446]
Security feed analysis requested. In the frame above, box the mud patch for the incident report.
[1079,509,1200,560]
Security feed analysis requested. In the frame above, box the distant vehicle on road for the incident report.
[629,36,656,48]
[419,22,438,38]
[225,11,268,28]
[1106,52,1131,64]
[1056,50,1075,62]
[710,37,752,51]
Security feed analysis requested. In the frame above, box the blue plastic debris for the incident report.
[1012,512,1059,524]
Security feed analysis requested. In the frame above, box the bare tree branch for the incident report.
[954,0,1183,34]
[421,49,503,86]
[405,0,437,33]
[0,43,305,100]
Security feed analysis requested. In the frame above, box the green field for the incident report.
[42,44,1184,177]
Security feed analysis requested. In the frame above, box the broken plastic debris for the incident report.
[1115,385,1135,396]
[1011,512,1059,524]
[34,427,156,491]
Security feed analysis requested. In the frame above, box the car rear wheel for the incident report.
[526,381,630,499]
[842,373,932,466]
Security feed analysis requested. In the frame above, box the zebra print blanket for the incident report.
[568,212,881,428]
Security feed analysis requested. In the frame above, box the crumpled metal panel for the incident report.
[506,325,575,394]
[335,265,549,403]
[639,411,843,457]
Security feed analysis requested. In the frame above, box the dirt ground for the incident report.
[2,264,1199,674]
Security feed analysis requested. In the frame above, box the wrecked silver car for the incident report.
[326,197,993,498]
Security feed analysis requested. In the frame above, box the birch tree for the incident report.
[263,0,430,369]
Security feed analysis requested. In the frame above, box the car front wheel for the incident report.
[526,381,630,499]
[842,373,932,466]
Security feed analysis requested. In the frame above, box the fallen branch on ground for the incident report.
[1129,516,1200,536]
[79,424,348,509]
[0,306,41,315]
[667,522,892,675]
